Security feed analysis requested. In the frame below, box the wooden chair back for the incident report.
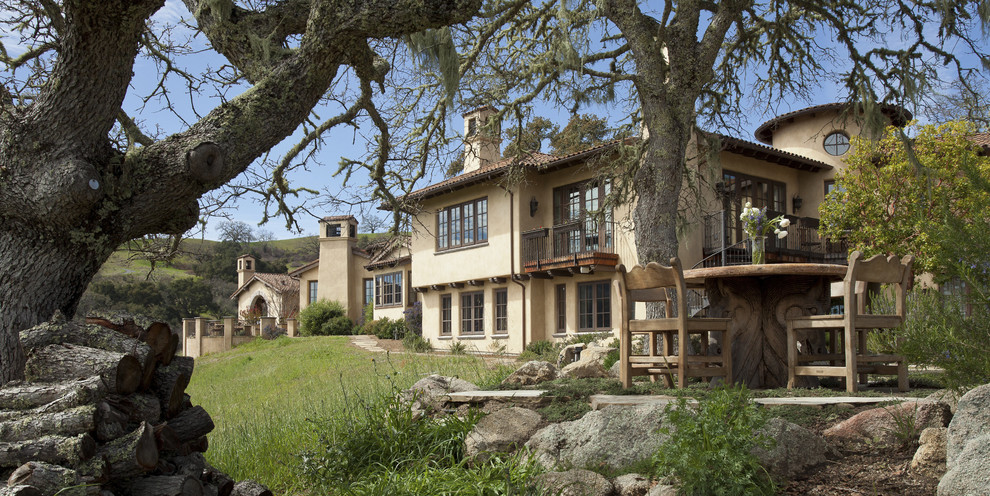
[618,258,688,320]
[844,251,914,318]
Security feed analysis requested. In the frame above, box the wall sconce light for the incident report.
[792,195,803,212]
[530,197,539,217]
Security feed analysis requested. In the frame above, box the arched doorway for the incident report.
[250,295,269,317]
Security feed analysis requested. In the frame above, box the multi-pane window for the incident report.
[551,181,613,256]
[327,223,341,237]
[824,132,851,156]
[578,281,611,331]
[460,291,484,334]
[556,284,567,332]
[723,171,787,245]
[437,198,488,250]
[440,294,452,335]
[374,272,403,307]
[308,281,318,305]
[494,289,508,334]
[363,279,374,307]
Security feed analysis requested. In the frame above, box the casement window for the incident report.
[440,294,452,335]
[578,281,611,331]
[824,132,851,156]
[552,181,613,255]
[363,279,374,307]
[494,288,508,334]
[437,198,488,250]
[374,272,403,308]
[556,284,567,333]
[327,223,341,237]
[460,291,484,334]
[308,281,318,305]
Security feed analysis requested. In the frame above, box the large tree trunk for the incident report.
[0,222,116,384]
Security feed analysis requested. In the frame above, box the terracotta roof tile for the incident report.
[754,103,912,144]
[230,272,299,299]
[321,215,357,222]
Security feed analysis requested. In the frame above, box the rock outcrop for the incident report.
[752,418,833,480]
[532,469,614,496]
[525,404,668,471]
[501,361,557,386]
[464,407,542,463]
[823,400,951,446]
[938,384,990,496]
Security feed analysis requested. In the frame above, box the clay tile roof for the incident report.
[230,272,299,299]
[364,235,412,270]
[321,215,357,222]
[966,133,990,150]
[754,103,912,145]
[715,134,833,172]
[402,152,558,202]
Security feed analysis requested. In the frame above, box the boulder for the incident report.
[937,433,990,496]
[502,361,557,386]
[532,469,614,496]
[560,359,611,379]
[945,383,990,467]
[558,343,586,368]
[400,374,479,417]
[526,404,668,471]
[608,360,621,379]
[752,418,832,480]
[923,390,961,415]
[464,407,542,463]
[646,485,677,496]
[822,400,951,446]
[910,427,947,478]
[612,473,651,496]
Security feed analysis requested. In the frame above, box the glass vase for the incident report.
[750,235,766,265]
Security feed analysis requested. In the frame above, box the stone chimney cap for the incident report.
[462,105,498,117]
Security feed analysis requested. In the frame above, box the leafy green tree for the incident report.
[549,114,614,155]
[820,121,990,276]
[503,116,559,157]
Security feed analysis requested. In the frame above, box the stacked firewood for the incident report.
[0,313,272,496]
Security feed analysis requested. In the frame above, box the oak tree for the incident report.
[0,0,481,383]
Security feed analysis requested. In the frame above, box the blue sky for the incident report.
[3,0,986,241]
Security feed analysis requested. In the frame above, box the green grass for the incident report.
[186,336,512,495]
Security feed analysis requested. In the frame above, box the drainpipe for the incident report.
[506,187,528,351]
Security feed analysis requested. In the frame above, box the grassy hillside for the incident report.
[186,337,513,494]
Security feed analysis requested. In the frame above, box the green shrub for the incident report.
[299,300,353,336]
[448,341,467,355]
[653,386,776,496]
[363,317,407,340]
[519,339,560,362]
[402,333,432,353]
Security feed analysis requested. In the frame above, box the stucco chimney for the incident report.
[462,106,501,173]
[236,254,256,287]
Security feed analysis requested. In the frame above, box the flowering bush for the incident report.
[739,202,789,239]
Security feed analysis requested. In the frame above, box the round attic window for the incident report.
[824,131,851,156]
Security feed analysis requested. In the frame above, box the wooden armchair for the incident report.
[786,251,914,392]
[614,259,733,388]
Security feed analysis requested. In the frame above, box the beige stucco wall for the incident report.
[296,264,319,313]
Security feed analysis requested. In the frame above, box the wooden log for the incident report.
[19,321,152,373]
[160,333,179,366]
[75,455,108,484]
[202,468,233,496]
[229,480,271,496]
[153,424,181,452]
[25,345,142,395]
[145,323,173,358]
[0,376,107,411]
[172,437,207,457]
[118,475,203,496]
[0,434,96,468]
[151,358,193,419]
[95,401,129,442]
[167,453,205,478]
[202,485,219,496]
[0,486,42,496]
[100,422,158,481]
[166,406,214,443]
[85,316,147,340]
[6,461,98,496]
[106,394,161,425]
[0,405,100,443]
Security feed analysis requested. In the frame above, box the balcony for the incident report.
[521,221,619,276]
[699,211,848,268]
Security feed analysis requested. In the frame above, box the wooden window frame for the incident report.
[440,294,452,335]
[556,284,567,333]
[577,280,611,332]
[436,198,489,251]
[460,291,484,334]
[308,281,318,305]
[374,271,403,308]
[494,288,508,334]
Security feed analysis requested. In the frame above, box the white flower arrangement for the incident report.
[739,202,789,239]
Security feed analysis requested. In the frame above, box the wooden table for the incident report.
[683,264,848,389]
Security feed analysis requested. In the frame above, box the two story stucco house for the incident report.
[235,102,909,352]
